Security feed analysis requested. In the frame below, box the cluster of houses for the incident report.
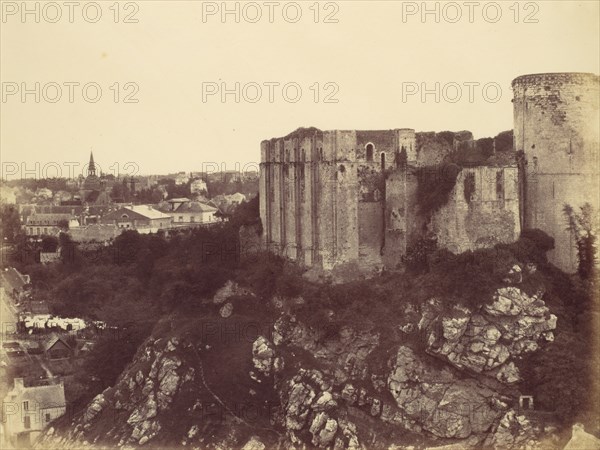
[7,153,253,242]
[0,269,99,447]
[22,196,234,242]
[2,269,98,332]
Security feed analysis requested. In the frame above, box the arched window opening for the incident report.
[366,144,374,162]
[381,152,386,170]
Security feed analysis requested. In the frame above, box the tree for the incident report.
[58,232,80,265]
[41,236,59,252]
[563,203,597,280]
[0,204,21,243]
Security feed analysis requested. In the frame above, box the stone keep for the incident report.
[259,72,599,273]
[513,73,600,272]
[259,128,417,271]
[259,127,521,271]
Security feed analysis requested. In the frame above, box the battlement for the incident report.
[512,72,599,88]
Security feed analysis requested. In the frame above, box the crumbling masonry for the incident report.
[259,73,599,273]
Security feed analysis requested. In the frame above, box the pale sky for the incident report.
[1,0,599,177]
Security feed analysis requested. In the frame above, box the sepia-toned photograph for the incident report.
[0,1,599,449]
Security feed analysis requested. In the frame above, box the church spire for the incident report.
[88,151,96,177]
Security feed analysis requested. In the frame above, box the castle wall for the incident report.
[260,126,524,272]
[383,170,408,268]
[260,128,415,271]
[415,132,462,166]
[429,166,521,253]
[318,131,360,269]
[259,72,598,273]
[383,167,422,269]
[513,73,600,272]
[358,202,384,269]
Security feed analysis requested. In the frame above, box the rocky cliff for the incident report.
[35,259,570,450]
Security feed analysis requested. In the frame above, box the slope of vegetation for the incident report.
[8,194,598,437]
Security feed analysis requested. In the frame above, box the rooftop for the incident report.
[173,201,218,213]
[43,334,72,352]
[6,378,66,408]
[26,213,74,224]
[2,267,30,292]
[125,205,173,220]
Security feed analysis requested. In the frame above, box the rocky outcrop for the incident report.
[36,271,561,450]
[273,314,380,383]
[252,336,275,376]
[387,346,505,439]
[37,337,195,448]
[484,410,541,450]
[213,279,252,304]
[419,284,556,383]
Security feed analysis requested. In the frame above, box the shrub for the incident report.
[402,237,438,273]
[416,163,461,217]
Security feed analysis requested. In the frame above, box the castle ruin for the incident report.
[259,73,599,273]
[513,73,599,272]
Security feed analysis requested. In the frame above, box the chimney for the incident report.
[14,378,24,389]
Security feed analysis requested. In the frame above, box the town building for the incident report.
[1,267,31,301]
[79,152,112,205]
[24,213,79,237]
[3,378,66,448]
[190,179,208,195]
[161,198,218,226]
[101,205,172,233]
[174,172,190,185]
[212,192,247,216]
[44,335,73,360]
[68,223,121,243]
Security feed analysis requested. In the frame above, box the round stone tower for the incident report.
[512,72,599,272]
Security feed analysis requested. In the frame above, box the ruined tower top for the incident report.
[512,72,599,88]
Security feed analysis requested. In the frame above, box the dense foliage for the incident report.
[1,204,21,242]
[563,203,597,280]
[7,186,598,436]
[415,163,461,217]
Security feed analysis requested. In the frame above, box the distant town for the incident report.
[0,152,258,448]
[1,152,259,238]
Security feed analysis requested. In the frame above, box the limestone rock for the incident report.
[242,436,266,450]
[219,302,233,318]
[127,394,157,424]
[213,280,249,304]
[252,336,274,376]
[310,412,338,447]
[83,394,105,423]
[423,288,556,383]
[388,346,502,439]
[485,410,541,449]
[284,380,316,430]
